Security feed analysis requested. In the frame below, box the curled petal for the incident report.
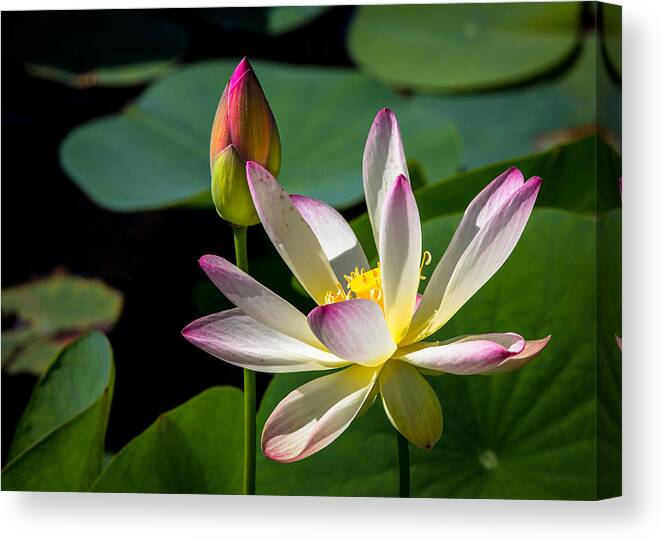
[291,194,369,283]
[379,360,442,449]
[307,299,396,367]
[395,333,525,375]
[485,335,551,374]
[198,254,322,348]
[262,365,379,462]
[182,309,346,373]
[363,108,409,250]
[405,175,541,344]
[247,162,339,305]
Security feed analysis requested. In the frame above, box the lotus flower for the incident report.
[183,109,551,463]
[209,58,281,227]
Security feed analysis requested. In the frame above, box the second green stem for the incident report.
[233,225,256,495]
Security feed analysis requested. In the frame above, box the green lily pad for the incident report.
[268,6,331,34]
[60,60,459,212]
[257,208,610,499]
[2,332,114,491]
[405,37,599,170]
[1,274,123,376]
[93,387,243,494]
[348,2,581,92]
[12,12,189,87]
[201,6,331,35]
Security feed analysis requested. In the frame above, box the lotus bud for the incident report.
[210,58,281,226]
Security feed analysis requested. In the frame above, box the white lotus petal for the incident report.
[379,175,422,343]
[307,299,396,367]
[379,360,442,449]
[363,108,408,251]
[247,162,339,305]
[199,254,323,348]
[291,194,369,283]
[262,365,379,462]
[182,309,346,373]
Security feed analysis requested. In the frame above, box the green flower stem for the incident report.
[397,431,410,497]
[233,225,256,495]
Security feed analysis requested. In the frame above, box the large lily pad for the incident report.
[268,6,331,35]
[405,37,599,170]
[201,6,331,35]
[2,332,114,491]
[12,12,189,87]
[93,387,243,494]
[257,208,607,499]
[348,2,581,92]
[60,60,459,212]
[2,274,123,376]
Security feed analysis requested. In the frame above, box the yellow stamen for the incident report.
[419,250,432,280]
[323,251,433,309]
[324,283,348,304]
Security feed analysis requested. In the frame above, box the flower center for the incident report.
[347,266,384,306]
[322,251,432,310]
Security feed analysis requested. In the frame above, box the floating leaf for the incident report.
[348,2,581,92]
[268,6,331,34]
[404,38,599,170]
[60,60,459,212]
[2,274,123,375]
[201,6,331,35]
[2,332,114,491]
[12,12,189,87]
[94,387,243,494]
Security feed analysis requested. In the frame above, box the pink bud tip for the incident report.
[230,57,253,89]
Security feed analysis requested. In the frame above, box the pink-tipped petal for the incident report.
[307,299,396,367]
[198,254,323,348]
[227,63,273,165]
[395,333,525,374]
[290,195,369,282]
[405,175,541,344]
[379,360,442,449]
[182,309,346,373]
[407,168,525,344]
[379,175,422,343]
[262,365,379,462]
[247,162,340,305]
[486,335,551,374]
[229,57,251,89]
[363,108,409,250]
